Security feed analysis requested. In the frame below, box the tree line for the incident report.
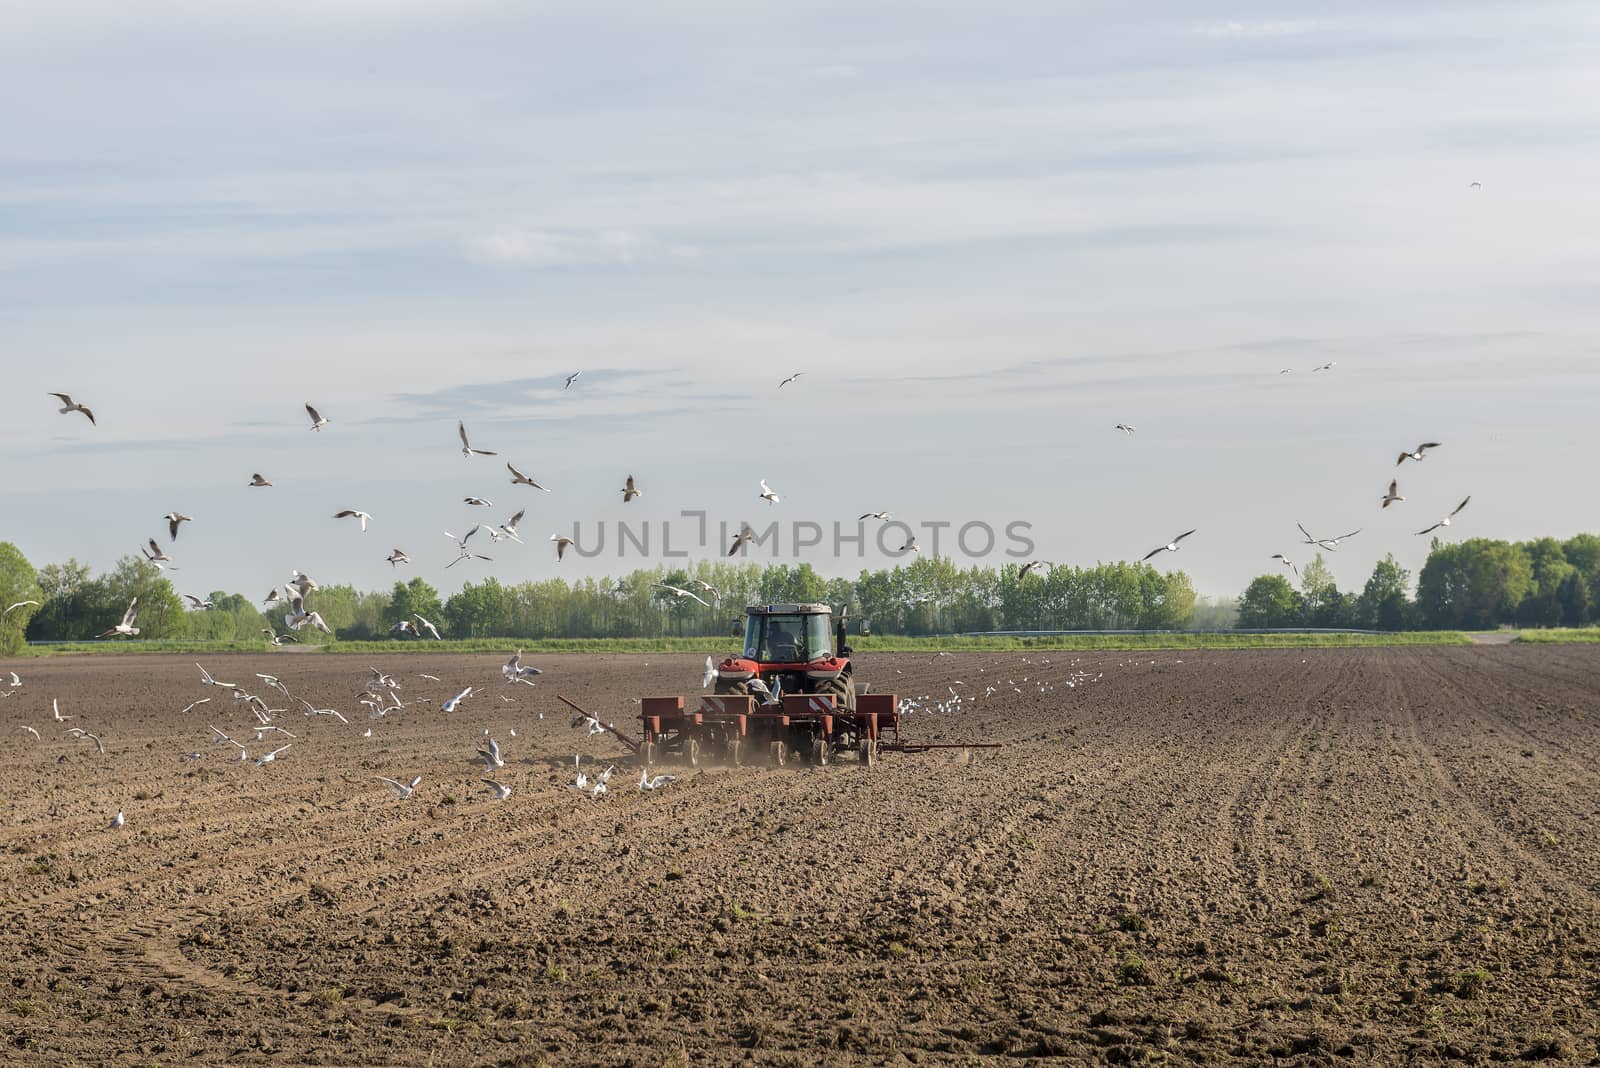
[5,534,1595,651]
[2,546,1195,647]
[1236,534,1600,631]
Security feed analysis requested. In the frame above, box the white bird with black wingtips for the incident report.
[507,462,550,491]
[458,420,497,458]
[48,392,96,425]
[1396,442,1441,466]
[1415,496,1471,536]
[376,774,422,799]
[334,509,372,531]
[1141,530,1196,561]
[98,597,140,638]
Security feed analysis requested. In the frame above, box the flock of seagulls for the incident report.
[1257,439,1472,575]
[7,640,706,828]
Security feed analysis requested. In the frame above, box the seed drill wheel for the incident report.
[643,740,656,765]
[859,738,877,767]
[727,737,742,767]
[770,739,787,767]
[811,738,830,766]
[685,737,700,768]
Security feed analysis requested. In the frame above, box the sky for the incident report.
[4,0,1599,605]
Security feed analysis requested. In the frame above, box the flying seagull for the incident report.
[183,594,215,610]
[248,473,272,487]
[98,597,140,638]
[197,663,236,689]
[1396,442,1442,466]
[550,534,576,562]
[441,686,475,713]
[702,656,717,689]
[859,511,891,521]
[142,539,172,567]
[727,524,755,557]
[333,509,372,531]
[1297,523,1361,550]
[305,403,329,431]
[1270,553,1299,577]
[458,421,497,458]
[1114,424,1136,434]
[376,774,422,799]
[1469,181,1482,190]
[564,371,582,390]
[759,480,780,504]
[507,462,550,491]
[1312,362,1336,372]
[778,372,804,388]
[639,769,679,791]
[414,613,442,640]
[1381,480,1405,508]
[288,570,318,597]
[255,744,292,767]
[898,536,921,555]
[621,475,640,502]
[481,778,513,800]
[386,548,409,568]
[463,496,494,508]
[1141,530,1197,561]
[495,508,526,544]
[478,736,505,770]
[1018,560,1049,579]
[1415,496,1472,536]
[502,651,542,681]
[653,583,712,608]
[164,512,193,540]
[3,600,40,616]
[445,528,493,568]
[48,393,96,425]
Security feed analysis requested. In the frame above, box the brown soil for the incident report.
[1,647,1598,1065]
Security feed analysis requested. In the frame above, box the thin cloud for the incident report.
[1193,20,1321,39]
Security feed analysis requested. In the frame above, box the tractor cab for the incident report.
[714,604,857,711]
[741,605,840,664]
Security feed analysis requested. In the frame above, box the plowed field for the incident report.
[2,647,1597,1065]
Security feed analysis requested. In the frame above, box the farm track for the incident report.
[0,647,1597,1064]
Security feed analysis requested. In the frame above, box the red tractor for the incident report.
[713,603,859,711]
[639,604,899,766]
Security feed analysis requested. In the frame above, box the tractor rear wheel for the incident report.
[822,673,857,713]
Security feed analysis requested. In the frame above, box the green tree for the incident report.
[1416,538,1534,629]
[1357,555,1413,631]
[388,577,445,634]
[1237,574,1303,628]
[0,543,43,655]
[1517,538,1575,627]
[28,559,95,641]
[99,555,187,639]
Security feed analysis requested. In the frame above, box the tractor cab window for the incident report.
[744,614,833,662]
[804,614,833,660]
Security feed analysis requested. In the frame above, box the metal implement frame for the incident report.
[637,691,903,767]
